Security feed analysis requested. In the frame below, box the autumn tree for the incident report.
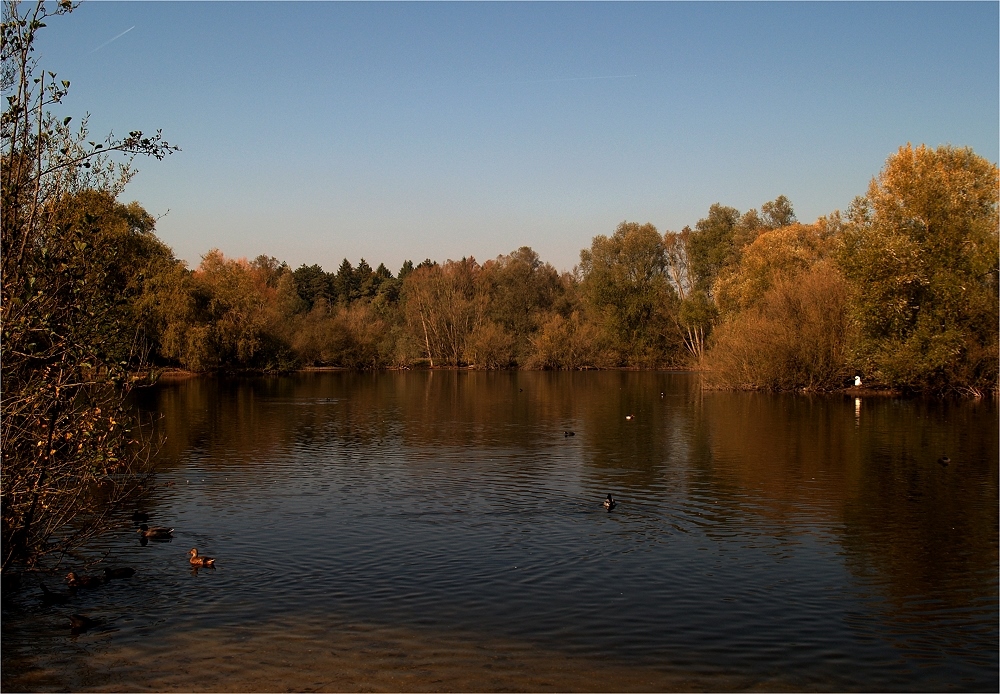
[663,226,715,363]
[579,222,682,366]
[1,0,177,570]
[761,194,796,229]
[688,204,741,294]
[153,250,301,371]
[676,290,716,365]
[55,190,182,360]
[705,222,850,390]
[688,196,797,295]
[471,246,567,366]
[706,263,850,391]
[838,144,999,393]
[526,310,605,370]
[402,257,486,366]
[663,226,694,300]
[713,222,835,317]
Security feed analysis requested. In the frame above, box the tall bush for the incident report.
[706,263,850,391]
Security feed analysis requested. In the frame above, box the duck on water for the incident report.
[137,524,173,540]
[188,548,216,567]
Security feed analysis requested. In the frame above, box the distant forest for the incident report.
[8,136,1000,395]
[29,143,987,395]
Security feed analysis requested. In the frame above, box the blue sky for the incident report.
[36,1,999,274]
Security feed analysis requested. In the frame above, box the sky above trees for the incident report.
[35,0,999,273]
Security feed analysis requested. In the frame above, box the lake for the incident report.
[2,371,997,691]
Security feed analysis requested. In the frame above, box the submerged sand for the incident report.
[4,616,793,692]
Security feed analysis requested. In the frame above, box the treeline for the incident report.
[79,144,998,395]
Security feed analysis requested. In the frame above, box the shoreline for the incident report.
[147,365,997,399]
[148,368,962,398]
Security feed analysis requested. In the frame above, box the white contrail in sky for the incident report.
[522,74,638,84]
[404,73,639,94]
[91,26,135,53]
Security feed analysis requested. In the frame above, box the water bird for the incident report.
[137,524,173,540]
[39,581,70,605]
[131,510,149,523]
[68,614,101,633]
[188,548,216,567]
[937,456,950,467]
[625,414,634,421]
[854,376,863,387]
[564,431,575,437]
[603,494,617,511]
[65,572,102,589]
[103,567,135,581]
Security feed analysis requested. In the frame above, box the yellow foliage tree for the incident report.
[839,144,999,393]
[713,222,837,316]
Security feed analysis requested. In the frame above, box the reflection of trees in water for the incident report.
[141,374,998,622]
[840,399,998,614]
[698,392,863,523]
[700,391,998,629]
[572,371,704,491]
[137,377,299,466]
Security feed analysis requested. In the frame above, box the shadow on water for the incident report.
[3,372,997,691]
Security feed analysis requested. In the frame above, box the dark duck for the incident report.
[39,581,71,605]
[103,567,136,581]
[137,524,173,540]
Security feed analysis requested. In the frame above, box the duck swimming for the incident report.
[40,581,71,605]
[65,572,102,589]
[188,548,216,567]
[603,494,617,511]
[103,567,136,581]
[69,614,101,633]
[137,524,173,539]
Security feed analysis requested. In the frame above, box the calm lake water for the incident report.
[2,371,997,692]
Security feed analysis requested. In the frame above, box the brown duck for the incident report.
[65,571,102,589]
[69,614,101,633]
[188,548,216,567]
